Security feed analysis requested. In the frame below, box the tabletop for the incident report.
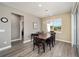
[38,33,51,40]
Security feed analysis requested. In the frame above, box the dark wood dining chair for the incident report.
[50,31,56,47]
[31,33,38,41]
[33,36,45,53]
[46,37,52,50]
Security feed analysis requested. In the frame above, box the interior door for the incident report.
[11,13,20,41]
[77,3,79,56]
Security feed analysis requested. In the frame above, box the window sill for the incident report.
[54,31,62,33]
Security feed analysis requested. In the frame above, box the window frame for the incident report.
[47,18,62,33]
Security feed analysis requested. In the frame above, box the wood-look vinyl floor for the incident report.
[0,40,76,57]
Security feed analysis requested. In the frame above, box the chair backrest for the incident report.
[31,33,39,39]
[33,36,42,44]
[50,31,56,39]
[50,31,56,35]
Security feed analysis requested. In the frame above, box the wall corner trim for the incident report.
[0,45,11,51]
[23,40,31,44]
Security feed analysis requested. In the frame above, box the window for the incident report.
[47,18,62,32]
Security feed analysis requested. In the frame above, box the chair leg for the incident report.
[42,43,45,53]
[52,42,54,47]
[49,43,51,50]
[33,44,35,51]
[38,46,40,54]
[53,38,55,45]
[51,39,54,47]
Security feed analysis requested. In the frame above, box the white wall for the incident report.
[0,3,41,50]
[0,4,11,49]
[24,15,41,40]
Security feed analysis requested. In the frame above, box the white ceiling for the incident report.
[2,2,73,18]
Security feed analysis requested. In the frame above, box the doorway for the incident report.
[76,4,79,56]
[11,13,24,46]
[72,3,79,56]
[20,16,24,41]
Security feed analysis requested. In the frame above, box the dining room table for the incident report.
[37,33,51,52]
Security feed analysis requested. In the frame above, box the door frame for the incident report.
[11,13,24,42]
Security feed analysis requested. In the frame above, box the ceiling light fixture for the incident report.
[45,10,49,14]
[38,4,42,7]
[45,10,48,12]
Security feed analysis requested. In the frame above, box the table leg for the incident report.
[42,42,45,53]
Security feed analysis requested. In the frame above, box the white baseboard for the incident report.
[0,45,11,51]
[56,39,71,43]
[11,39,21,42]
[23,40,31,44]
